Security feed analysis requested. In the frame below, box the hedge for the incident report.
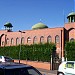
[65,41,75,61]
[0,43,56,62]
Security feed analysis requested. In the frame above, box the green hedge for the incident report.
[65,41,75,61]
[0,43,56,62]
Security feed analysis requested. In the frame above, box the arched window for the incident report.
[2,41,4,46]
[27,37,31,43]
[21,37,24,44]
[6,38,9,45]
[16,37,19,45]
[33,36,37,44]
[11,38,14,45]
[70,38,74,42]
[55,35,60,43]
[40,36,44,44]
[47,35,51,43]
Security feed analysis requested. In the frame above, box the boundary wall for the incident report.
[14,60,50,70]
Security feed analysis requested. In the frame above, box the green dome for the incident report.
[67,12,75,18]
[32,22,48,30]
[4,22,13,27]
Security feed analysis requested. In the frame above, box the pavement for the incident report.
[37,68,57,75]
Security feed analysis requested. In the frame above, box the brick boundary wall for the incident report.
[14,60,51,70]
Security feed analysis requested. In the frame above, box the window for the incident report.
[4,67,42,75]
[47,36,51,43]
[2,41,4,46]
[4,56,13,62]
[40,36,44,44]
[11,38,14,45]
[33,36,37,44]
[16,37,19,45]
[27,37,31,43]
[0,56,2,59]
[21,37,24,44]
[27,68,40,75]
[66,62,74,68]
[55,35,60,43]
[70,38,74,42]
[6,38,9,45]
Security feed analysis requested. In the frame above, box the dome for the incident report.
[32,22,48,30]
[67,12,75,18]
[4,22,13,27]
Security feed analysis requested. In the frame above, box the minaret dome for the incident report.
[67,12,75,23]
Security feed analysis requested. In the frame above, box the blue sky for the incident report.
[0,0,74,31]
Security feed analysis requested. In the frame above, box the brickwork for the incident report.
[14,60,50,70]
[0,27,64,57]
[0,22,75,58]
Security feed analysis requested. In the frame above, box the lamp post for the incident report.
[19,30,25,63]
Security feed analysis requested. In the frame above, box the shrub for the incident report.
[0,43,56,62]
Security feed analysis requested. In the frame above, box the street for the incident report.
[37,68,57,75]
[41,72,56,75]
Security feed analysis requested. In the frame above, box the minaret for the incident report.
[67,12,75,23]
[4,22,13,31]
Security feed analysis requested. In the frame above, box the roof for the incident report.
[4,22,13,27]
[0,62,30,69]
[67,12,75,18]
[32,22,48,30]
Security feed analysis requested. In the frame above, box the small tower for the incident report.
[67,12,75,23]
[4,22,13,31]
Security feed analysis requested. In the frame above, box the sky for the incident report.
[0,0,75,31]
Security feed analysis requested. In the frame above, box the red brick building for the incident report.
[0,12,75,59]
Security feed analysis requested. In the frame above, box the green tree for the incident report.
[65,41,75,61]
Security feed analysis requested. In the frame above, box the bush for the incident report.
[0,43,56,62]
[65,41,75,61]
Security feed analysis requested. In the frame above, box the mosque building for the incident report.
[0,12,75,59]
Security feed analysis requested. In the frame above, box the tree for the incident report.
[65,41,75,60]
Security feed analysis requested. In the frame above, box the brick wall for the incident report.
[14,60,50,70]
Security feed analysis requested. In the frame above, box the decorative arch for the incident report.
[6,38,9,45]
[70,38,74,42]
[55,35,60,43]
[33,36,37,44]
[21,37,24,44]
[16,37,19,45]
[40,36,44,44]
[68,28,75,41]
[11,38,14,45]
[0,34,5,46]
[68,28,74,32]
[47,35,52,43]
[27,37,31,43]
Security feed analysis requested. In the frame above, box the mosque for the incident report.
[0,12,75,59]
